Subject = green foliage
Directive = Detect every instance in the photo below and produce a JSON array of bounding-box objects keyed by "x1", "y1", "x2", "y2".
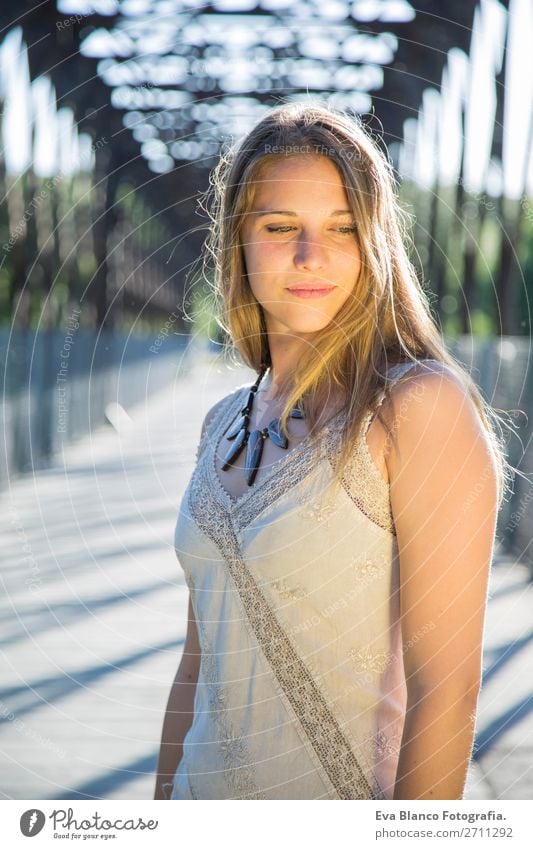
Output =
[
  {"x1": 470, "y1": 309, "x2": 494, "y2": 337},
  {"x1": 189, "y1": 274, "x2": 219, "y2": 341},
  {"x1": 397, "y1": 179, "x2": 533, "y2": 335}
]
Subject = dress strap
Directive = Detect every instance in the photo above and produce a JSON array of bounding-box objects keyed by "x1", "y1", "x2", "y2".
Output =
[{"x1": 363, "y1": 358, "x2": 437, "y2": 436}]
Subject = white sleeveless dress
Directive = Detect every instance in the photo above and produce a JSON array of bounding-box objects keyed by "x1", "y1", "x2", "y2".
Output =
[{"x1": 169, "y1": 359, "x2": 437, "y2": 800}]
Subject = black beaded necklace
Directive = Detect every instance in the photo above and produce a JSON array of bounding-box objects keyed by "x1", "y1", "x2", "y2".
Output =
[{"x1": 222, "y1": 364, "x2": 305, "y2": 486}]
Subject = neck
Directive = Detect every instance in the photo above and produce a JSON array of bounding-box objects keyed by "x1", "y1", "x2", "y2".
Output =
[
  {"x1": 257, "y1": 333, "x2": 350, "y2": 416},
  {"x1": 259, "y1": 334, "x2": 310, "y2": 401}
]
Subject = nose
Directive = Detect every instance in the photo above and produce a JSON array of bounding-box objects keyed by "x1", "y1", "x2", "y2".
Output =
[{"x1": 293, "y1": 231, "x2": 326, "y2": 271}]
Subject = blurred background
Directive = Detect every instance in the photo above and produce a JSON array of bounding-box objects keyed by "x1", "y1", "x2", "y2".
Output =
[{"x1": 1, "y1": 0, "x2": 532, "y2": 801}]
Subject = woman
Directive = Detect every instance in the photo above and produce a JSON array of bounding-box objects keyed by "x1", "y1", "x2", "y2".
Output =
[{"x1": 154, "y1": 100, "x2": 510, "y2": 800}]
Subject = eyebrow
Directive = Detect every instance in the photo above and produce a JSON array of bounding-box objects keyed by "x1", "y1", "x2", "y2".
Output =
[{"x1": 252, "y1": 209, "x2": 353, "y2": 218}]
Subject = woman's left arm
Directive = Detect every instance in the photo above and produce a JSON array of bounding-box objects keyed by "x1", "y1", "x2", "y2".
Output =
[{"x1": 385, "y1": 365, "x2": 500, "y2": 800}]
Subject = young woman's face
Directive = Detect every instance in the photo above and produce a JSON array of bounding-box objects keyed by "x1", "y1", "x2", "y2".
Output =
[{"x1": 240, "y1": 154, "x2": 362, "y2": 337}]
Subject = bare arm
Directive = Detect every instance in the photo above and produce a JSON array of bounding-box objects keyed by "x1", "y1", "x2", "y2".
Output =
[
  {"x1": 384, "y1": 365, "x2": 499, "y2": 800},
  {"x1": 153, "y1": 595, "x2": 201, "y2": 799}
]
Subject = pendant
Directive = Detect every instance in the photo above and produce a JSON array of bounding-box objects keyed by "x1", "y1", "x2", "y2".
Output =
[
  {"x1": 226, "y1": 414, "x2": 248, "y2": 440},
  {"x1": 244, "y1": 429, "x2": 266, "y2": 485},
  {"x1": 267, "y1": 418, "x2": 288, "y2": 449},
  {"x1": 222, "y1": 427, "x2": 248, "y2": 469}
]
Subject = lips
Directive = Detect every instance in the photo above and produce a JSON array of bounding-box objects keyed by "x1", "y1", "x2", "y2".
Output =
[
  {"x1": 286, "y1": 284, "x2": 336, "y2": 299},
  {"x1": 286, "y1": 283, "x2": 335, "y2": 291}
]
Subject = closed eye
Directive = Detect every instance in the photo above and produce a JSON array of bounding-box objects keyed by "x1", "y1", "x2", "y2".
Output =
[{"x1": 265, "y1": 225, "x2": 357, "y2": 235}]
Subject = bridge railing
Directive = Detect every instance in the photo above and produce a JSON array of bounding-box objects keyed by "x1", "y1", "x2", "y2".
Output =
[{"x1": 0, "y1": 328, "x2": 191, "y2": 489}]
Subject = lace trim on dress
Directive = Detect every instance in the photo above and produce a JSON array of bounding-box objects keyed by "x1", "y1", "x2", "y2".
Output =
[
  {"x1": 324, "y1": 416, "x2": 394, "y2": 534},
  {"x1": 195, "y1": 386, "x2": 244, "y2": 464},
  {"x1": 324, "y1": 360, "x2": 436, "y2": 536}
]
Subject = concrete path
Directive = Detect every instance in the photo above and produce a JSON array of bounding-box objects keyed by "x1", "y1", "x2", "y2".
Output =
[{"x1": 1, "y1": 351, "x2": 531, "y2": 800}]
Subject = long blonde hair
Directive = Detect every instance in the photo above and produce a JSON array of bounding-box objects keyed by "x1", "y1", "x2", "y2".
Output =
[{"x1": 201, "y1": 99, "x2": 513, "y2": 507}]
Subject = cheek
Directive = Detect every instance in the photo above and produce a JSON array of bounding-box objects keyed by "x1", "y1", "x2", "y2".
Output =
[
  {"x1": 243, "y1": 241, "x2": 279, "y2": 276},
  {"x1": 344, "y1": 246, "x2": 362, "y2": 279}
]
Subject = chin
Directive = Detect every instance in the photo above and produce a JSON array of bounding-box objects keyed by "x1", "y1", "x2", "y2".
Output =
[
  {"x1": 293, "y1": 320, "x2": 334, "y2": 334},
  {"x1": 267, "y1": 309, "x2": 339, "y2": 336}
]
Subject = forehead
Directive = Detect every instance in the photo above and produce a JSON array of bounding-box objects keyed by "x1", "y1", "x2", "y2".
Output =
[
  {"x1": 248, "y1": 154, "x2": 348, "y2": 205},
  {"x1": 253, "y1": 153, "x2": 342, "y2": 183}
]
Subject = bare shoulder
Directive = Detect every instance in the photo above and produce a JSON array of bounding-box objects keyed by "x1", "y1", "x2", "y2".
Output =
[
  {"x1": 366, "y1": 360, "x2": 467, "y2": 483},
  {"x1": 382, "y1": 359, "x2": 497, "y2": 486},
  {"x1": 385, "y1": 359, "x2": 479, "y2": 427}
]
